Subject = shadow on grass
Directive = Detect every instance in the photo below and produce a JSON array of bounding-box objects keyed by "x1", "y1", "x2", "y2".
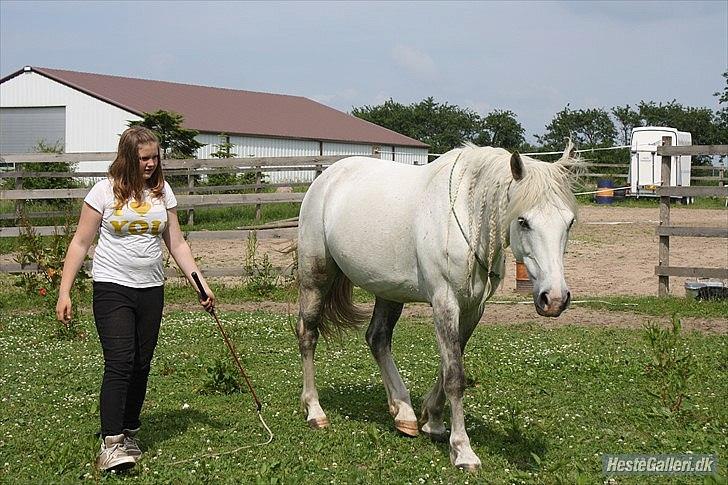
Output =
[
  {"x1": 318, "y1": 383, "x2": 393, "y2": 430},
  {"x1": 468, "y1": 417, "x2": 549, "y2": 471},
  {"x1": 318, "y1": 383, "x2": 548, "y2": 471},
  {"x1": 143, "y1": 408, "x2": 225, "y2": 450}
]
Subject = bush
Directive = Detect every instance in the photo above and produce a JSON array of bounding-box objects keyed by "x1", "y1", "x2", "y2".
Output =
[{"x1": 13, "y1": 214, "x2": 90, "y2": 339}]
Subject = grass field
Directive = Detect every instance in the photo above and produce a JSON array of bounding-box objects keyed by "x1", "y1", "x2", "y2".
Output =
[{"x1": 1, "y1": 302, "x2": 726, "y2": 483}]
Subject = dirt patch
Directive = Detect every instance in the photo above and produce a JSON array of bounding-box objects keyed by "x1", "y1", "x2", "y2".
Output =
[{"x1": 186, "y1": 205, "x2": 727, "y2": 297}]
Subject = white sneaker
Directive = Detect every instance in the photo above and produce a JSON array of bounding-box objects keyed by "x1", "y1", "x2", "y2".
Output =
[
  {"x1": 122, "y1": 428, "x2": 142, "y2": 461},
  {"x1": 97, "y1": 434, "x2": 136, "y2": 472}
]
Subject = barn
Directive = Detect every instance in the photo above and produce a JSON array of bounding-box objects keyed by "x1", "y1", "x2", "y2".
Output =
[{"x1": 0, "y1": 66, "x2": 429, "y2": 180}]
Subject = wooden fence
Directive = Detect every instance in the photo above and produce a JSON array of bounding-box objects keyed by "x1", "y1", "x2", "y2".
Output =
[
  {"x1": 654, "y1": 143, "x2": 728, "y2": 296},
  {"x1": 1, "y1": 150, "x2": 727, "y2": 237},
  {"x1": 0, "y1": 153, "x2": 349, "y2": 237}
]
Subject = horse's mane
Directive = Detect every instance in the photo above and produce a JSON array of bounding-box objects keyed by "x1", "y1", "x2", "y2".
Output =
[{"x1": 434, "y1": 142, "x2": 582, "y2": 301}]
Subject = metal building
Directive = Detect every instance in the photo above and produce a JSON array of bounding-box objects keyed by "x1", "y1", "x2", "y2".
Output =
[{"x1": 0, "y1": 66, "x2": 429, "y2": 181}]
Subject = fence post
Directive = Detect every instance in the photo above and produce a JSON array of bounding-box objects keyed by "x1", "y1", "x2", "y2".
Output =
[
  {"x1": 658, "y1": 136, "x2": 672, "y2": 297},
  {"x1": 187, "y1": 167, "x2": 195, "y2": 226},
  {"x1": 254, "y1": 165, "x2": 262, "y2": 221},
  {"x1": 14, "y1": 163, "x2": 24, "y2": 221},
  {"x1": 314, "y1": 163, "x2": 322, "y2": 179}
]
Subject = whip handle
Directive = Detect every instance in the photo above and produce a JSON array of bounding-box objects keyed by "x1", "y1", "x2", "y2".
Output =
[{"x1": 191, "y1": 272, "x2": 208, "y2": 300}]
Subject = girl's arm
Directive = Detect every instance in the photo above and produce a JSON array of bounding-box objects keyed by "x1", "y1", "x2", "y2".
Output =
[
  {"x1": 163, "y1": 208, "x2": 215, "y2": 311},
  {"x1": 56, "y1": 203, "x2": 102, "y2": 323}
]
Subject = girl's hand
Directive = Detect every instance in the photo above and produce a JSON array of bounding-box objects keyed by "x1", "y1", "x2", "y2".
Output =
[
  {"x1": 200, "y1": 287, "x2": 215, "y2": 313},
  {"x1": 56, "y1": 294, "x2": 72, "y2": 324}
]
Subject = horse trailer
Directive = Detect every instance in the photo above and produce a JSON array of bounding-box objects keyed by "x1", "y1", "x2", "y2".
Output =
[{"x1": 629, "y1": 126, "x2": 692, "y2": 197}]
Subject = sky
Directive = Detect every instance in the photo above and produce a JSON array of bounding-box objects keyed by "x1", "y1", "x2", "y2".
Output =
[{"x1": 1, "y1": 0, "x2": 726, "y2": 143}]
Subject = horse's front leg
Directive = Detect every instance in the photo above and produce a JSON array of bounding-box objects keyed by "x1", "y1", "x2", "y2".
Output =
[
  {"x1": 431, "y1": 298, "x2": 481, "y2": 470},
  {"x1": 421, "y1": 309, "x2": 481, "y2": 442}
]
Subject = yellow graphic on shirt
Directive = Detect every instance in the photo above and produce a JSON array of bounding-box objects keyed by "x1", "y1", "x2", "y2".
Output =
[
  {"x1": 110, "y1": 200, "x2": 164, "y2": 236},
  {"x1": 130, "y1": 200, "x2": 152, "y2": 216}
]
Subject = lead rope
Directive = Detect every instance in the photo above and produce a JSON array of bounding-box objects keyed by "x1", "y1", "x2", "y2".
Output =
[{"x1": 169, "y1": 274, "x2": 274, "y2": 466}]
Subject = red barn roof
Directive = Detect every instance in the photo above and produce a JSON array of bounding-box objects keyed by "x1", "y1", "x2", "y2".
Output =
[{"x1": 1, "y1": 66, "x2": 428, "y2": 148}]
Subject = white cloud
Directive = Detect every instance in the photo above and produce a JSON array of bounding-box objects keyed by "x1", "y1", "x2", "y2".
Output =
[{"x1": 390, "y1": 44, "x2": 438, "y2": 79}]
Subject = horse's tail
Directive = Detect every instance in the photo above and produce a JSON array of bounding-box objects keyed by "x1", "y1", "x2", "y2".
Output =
[{"x1": 320, "y1": 271, "x2": 369, "y2": 339}]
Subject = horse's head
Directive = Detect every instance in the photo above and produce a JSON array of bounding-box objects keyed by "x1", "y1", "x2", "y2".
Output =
[{"x1": 507, "y1": 144, "x2": 577, "y2": 317}]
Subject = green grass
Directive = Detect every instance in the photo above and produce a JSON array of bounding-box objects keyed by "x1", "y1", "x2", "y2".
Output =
[
  {"x1": 1, "y1": 308, "x2": 725, "y2": 483},
  {"x1": 178, "y1": 203, "x2": 301, "y2": 231},
  {"x1": 3, "y1": 273, "x2": 727, "y2": 321},
  {"x1": 574, "y1": 295, "x2": 728, "y2": 319}
]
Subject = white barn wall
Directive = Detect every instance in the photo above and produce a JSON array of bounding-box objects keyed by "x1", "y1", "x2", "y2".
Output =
[
  {"x1": 0, "y1": 71, "x2": 141, "y2": 153},
  {"x1": 196, "y1": 133, "x2": 320, "y2": 183},
  {"x1": 195, "y1": 136, "x2": 431, "y2": 184},
  {"x1": 1, "y1": 71, "x2": 141, "y2": 173}
]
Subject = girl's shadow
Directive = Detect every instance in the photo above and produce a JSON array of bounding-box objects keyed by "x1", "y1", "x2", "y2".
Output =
[{"x1": 142, "y1": 408, "x2": 224, "y2": 450}]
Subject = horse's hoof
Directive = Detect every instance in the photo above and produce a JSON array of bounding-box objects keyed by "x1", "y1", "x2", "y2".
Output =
[
  {"x1": 395, "y1": 420, "x2": 419, "y2": 437},
  {"x1": 307, "y1": 417, "x2": 330, "y2": 429},
  {"x1": 456, "y1": 463, "x2": 481, "y2": 472}
]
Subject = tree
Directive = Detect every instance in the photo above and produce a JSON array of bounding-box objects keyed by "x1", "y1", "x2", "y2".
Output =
[
  {"x1": 20, "y1": 140, "x2": 80, "y2": 192},
  {"x1": 477, "y1": 110, "x2": 526, "y2": 151},
  {"x1": 352, "y1": 97, "x2": 525, "y2": 155},
  {"x1": 611, "y1": 105, "x2": 642, "y2": 146},
  {"x1": 129, "y1": 110, "x2": 203, "y2": 159},
  {"x1": 352, "y1": 97, "x2": 480, "y2": 155},
  {"x1": 535, "y1": 105, "x2": 617, "y2": 150},
  {"x1": 713, "y1": 70, "x2": 728, "y2": 162},
  {"x1": 635, "y1": 100, "x2": 719, "y2": 165}
]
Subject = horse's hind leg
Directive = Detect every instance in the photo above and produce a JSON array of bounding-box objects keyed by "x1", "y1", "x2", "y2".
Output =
[
  {"x1": 365, "y1": 297, "x2": 418, "y2": 437},
  {"x1": 297, "y1": 283, "x2": 329, "y2": 428}
]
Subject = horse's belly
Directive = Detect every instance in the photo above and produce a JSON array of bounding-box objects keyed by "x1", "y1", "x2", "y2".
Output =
[
  {"x1": 344, "y1": 266, "x2": 425, "y2": 303},
  {"x1": 327, "y1": 232, "x2": 425, "y2": 303}
]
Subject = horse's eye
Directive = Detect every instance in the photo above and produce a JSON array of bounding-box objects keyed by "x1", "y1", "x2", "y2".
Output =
[{"x1": 518, "y1": 217, "x2": 530, "y2": 229}]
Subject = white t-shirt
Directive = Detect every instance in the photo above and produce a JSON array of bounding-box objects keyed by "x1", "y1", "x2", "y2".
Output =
[{"x1": 84, "y1": 178, "x2": 178, "y2": 288}]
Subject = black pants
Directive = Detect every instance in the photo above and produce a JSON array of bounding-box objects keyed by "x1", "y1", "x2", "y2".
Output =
[{"x1": 93, "y1": 282, "x2": 164, "y2": 437}]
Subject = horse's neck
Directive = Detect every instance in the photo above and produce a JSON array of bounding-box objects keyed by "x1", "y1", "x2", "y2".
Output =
[{"x1": 450, "y1": 158, "x2": 509, "y2": 278}]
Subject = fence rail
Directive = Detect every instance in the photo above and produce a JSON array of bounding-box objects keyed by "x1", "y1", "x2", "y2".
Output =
[{"x1": 653, "y1": 142, "x2": 728, "y2": 296}]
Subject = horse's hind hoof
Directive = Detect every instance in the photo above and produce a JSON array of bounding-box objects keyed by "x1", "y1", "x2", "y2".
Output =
[
  {"x1": 456, "y1": 463, "x2": 481, "y2": 472},
  {"x1": 395, "y1": 420, "x2": 419, "y2": 437},
  {"x1": 307, "y1": 417, "x2": 330, "y2": 429}
]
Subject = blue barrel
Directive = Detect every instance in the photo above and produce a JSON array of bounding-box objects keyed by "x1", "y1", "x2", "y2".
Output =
[{"x1": 595, "y1": 179, "x2": 615, "y2": 204}]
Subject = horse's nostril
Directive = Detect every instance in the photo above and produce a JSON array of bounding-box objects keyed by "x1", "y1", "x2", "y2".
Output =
[{"x1": 538, "y1": 291, "x2": 550, "y2": 309}]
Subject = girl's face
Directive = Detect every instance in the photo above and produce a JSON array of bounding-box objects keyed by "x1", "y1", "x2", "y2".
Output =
[{"x1": 138, "y1": 142, "x2": 159, "y2": 180}]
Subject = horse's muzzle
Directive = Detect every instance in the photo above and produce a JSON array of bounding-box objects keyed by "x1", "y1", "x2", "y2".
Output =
[{"x1": 534, "y1": 290, "x2": 571, "y2": 317}]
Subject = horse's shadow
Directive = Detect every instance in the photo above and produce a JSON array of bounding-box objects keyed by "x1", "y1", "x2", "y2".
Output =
[
  {"x1": 142, "y1": 408, "x2": 225, "y2": 451},
  {"x1": 318, "y1": 383, "x2": 548, "y2": 471}
]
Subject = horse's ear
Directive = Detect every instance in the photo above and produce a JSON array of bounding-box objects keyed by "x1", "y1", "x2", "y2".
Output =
[
  {"x1": 510, "y1": 152, "x2": 524, "y2": 181},
  {"x1": 561, "y1": 138, "x2": 576, "y2": 160}
]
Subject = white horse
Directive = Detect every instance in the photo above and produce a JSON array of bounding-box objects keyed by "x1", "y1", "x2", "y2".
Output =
[{"x1": 295, "y1": 143, "x2": 579, "y2": 470}]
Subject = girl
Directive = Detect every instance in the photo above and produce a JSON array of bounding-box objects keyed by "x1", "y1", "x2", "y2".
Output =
[{"x1": 56, "y1": 126, "x2": 214, "y2": 472}]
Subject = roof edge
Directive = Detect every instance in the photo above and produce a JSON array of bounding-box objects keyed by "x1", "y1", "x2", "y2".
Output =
[{"x1": 2, "y1": 66, "x2": 144, "y2": 118}]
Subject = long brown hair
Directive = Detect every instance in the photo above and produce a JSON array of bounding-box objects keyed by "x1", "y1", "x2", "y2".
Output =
[{"x1": 108, "y1": 126, "x2": 165, "y2": 208}]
